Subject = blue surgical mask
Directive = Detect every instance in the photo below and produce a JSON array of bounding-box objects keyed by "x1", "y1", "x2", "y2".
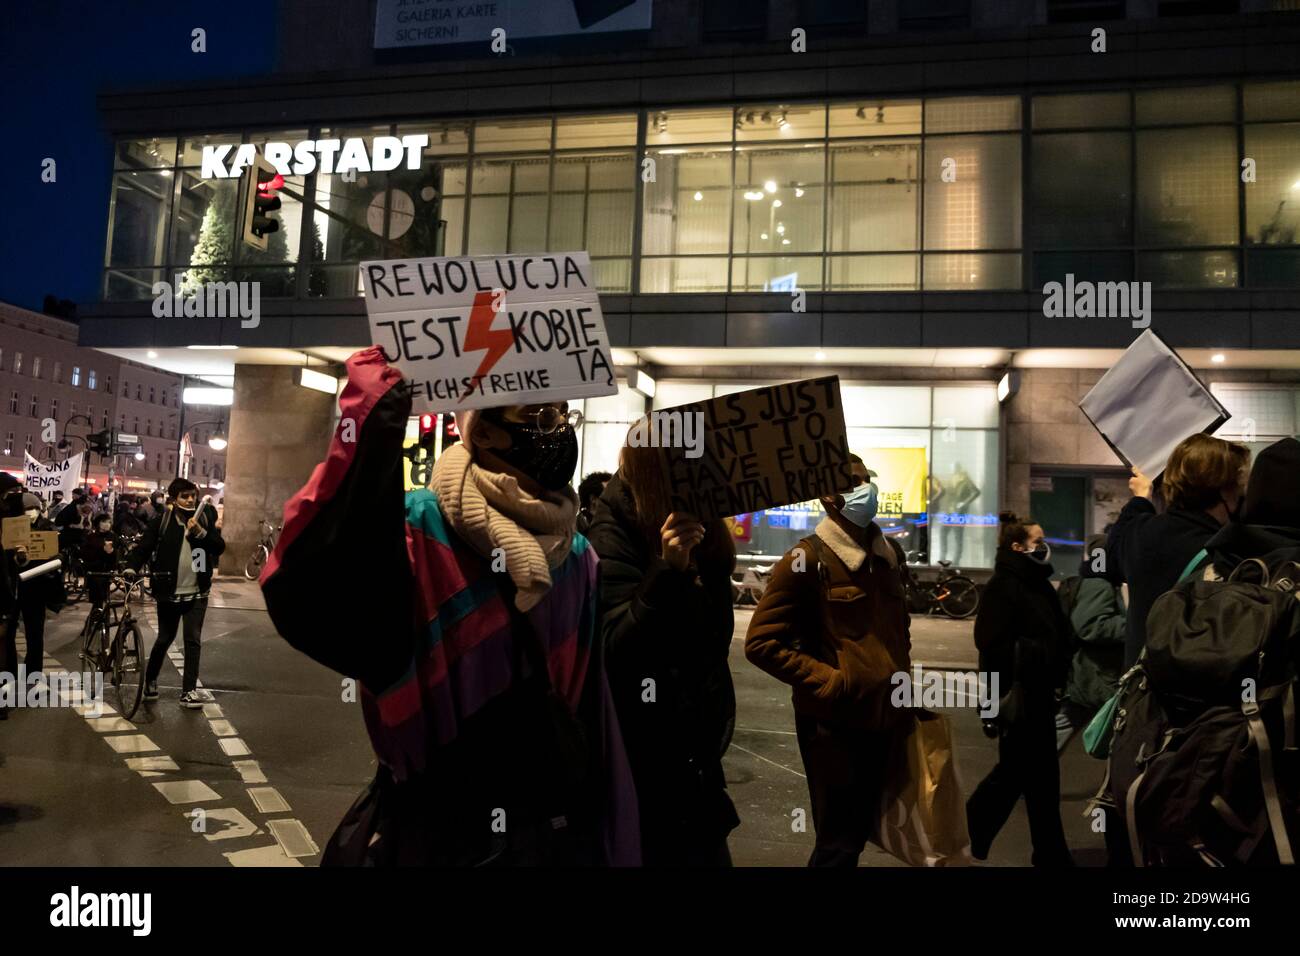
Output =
[{"x1": 839, "y1": 482, "x2": 879, "y2": 528}]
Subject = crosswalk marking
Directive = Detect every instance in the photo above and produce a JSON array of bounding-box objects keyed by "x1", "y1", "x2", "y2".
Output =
[
  {"x1": 103, "y1": 734, "x2": 160, "y2": 754},
  {"x1": 152, "y1": 780, "x2": 221, "y2": 804},
  {"x1": 247, "y1": 787, "x2": 290, "y2": 814}
]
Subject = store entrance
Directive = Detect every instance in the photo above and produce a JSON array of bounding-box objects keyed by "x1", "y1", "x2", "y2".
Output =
[{"x1": 1029, "y1": 469, "x2": 1130, "y2": 579}]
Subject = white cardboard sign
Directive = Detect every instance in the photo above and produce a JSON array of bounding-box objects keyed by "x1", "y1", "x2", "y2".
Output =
[
  {"x1": 24, "y1": 451, "x2": 84, "y2": 501},
  {"x1": 361, "y1": 252, "x2": 618, "y2": 413},
  {"x1": 1078, "y1": 330, "x2": 1230, "y2": 478}
]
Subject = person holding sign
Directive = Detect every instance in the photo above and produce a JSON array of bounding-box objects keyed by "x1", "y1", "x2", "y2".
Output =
[
  {"x1": 125, "y1": 479, "x2": 225, "y2": 709},
  {"x1": 745, "y1": 456, "x2": 913, "y2": 867},
  {"x1": 261, "y1": 347, "x2": 639, "y2": 867},
  {"x1": 586, "y1": 433, "x2": 740, "y2": 866},
  {"x1": 1, "y1": 474, "x2": 28, "y2": 717},
  {"x1": 3, "y1": 493, "x2": 65, "y2": 683}
]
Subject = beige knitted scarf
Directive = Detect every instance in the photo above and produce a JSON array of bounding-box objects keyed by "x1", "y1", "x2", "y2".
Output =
[{"x1": 430, "y1": 442, "x2": 578, "y2": 611}]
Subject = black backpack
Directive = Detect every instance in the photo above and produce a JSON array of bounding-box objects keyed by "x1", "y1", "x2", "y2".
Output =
[{"x1": 1097, "y1": 558, "x2": 1300, "y2": 866}]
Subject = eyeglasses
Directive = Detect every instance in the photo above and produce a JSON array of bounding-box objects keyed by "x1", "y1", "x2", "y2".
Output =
[{"x1": 525, "y1": 406, "x2": 584, "y2": 435}]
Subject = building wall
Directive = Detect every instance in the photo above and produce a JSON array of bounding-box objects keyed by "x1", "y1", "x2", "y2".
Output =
[{"x1": 0, "y1": 301, "x2": 225, "y2": 492}]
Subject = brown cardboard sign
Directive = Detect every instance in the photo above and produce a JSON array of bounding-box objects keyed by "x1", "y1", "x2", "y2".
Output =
[
  {"x1": 26, "y1": 531, "x2": 59, "y2": 561},
  {"x1": 652, "y1": 376, "x2": 855, "y2": 520},
  {"x1": 1, "y1": 517, "x2": 27, "y2": 550}
]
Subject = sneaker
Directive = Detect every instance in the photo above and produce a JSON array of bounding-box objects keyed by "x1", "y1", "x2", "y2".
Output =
[
  {"x1": 178, "y1": 690, "x2": 203, "y2": 709},
  {"x1": 1055, "y1": 711, "x2": 1076, "y2": 753},
  {"x1": 143, "y1": 681, "x2": 159, "y2": 701}
]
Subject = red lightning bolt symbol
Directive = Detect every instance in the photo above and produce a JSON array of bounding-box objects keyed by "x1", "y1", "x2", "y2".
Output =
[{"x1": 460, "y1": 290, "x2": 514, "y2": 403}]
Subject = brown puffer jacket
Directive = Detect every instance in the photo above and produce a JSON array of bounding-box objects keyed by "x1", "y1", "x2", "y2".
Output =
[{"x1": 745, "y1": 518, "x2": 913, "y2": 731}]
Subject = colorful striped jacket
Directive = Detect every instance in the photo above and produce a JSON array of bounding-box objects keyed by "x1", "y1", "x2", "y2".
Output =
[{"x1": 261, "y1": 346, "x2": 640, "y2": 865}]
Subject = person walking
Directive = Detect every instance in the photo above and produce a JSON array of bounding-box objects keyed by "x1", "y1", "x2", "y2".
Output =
[
  {"x1": 4, "y1": 493, "x2": 65, "y2": 684},
  {"x1": 587, "y1": 436, "x2": 739, "y2": 866},
  {"x1": 745, "y1": 455, "x2": 913, "y2": 867},
  {"x1": 1199, "y1": 436, "x2": 1300, "y2": 576},
  {"x1": 125, "y1": 478, "x2": 224, "y2": 708},
  {"x1": 0, "y1": 475, "x2": 28, "y2": 718},
  {"x1": 260, "y1": 347, "x2": 639, "y2": 866},
  {"x1": 1106, "y1": 434, "x2": 1250, "y2": 667},
  {"x1": 966, "y1": 512, "x2": 1074, "y2": 866},
  {"x1": 1056, "y1": 533, "x2": 1126, "y2": 746}
]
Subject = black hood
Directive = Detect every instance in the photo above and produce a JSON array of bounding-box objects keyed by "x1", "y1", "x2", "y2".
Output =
[
  {"x1": 1204, "y1": 520, "x2": 1300, "y2": 570},
  {"x1": 995, "y1": 544, "x2": 1055, "y2": 586},
  {"x1": 1242, "y1": 437, "x2": 1300, "y2": 528}
]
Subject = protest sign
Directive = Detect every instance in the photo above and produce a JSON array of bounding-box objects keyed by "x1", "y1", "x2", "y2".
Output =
[
  {"x1": 2, "y1": 518, "x2": 58, "y2": 560},
  {"x1": 1078, "y1": 330, "x2": 1230, "y2": 478},
  {"x1": 653, "y1": 377, "x2": 856, "y2": 521},
  {"x1": 361, "y1": 252, "x2": 618, "y2": 413},
  {"x1": 24, "y1": 452, "x2": 84, "y2": 501}
]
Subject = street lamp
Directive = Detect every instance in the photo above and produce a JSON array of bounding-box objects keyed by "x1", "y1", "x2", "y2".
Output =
[
  {"x1": 178, "y1": 419, "x2": 228, "y2": 479},
  {"x1": 57, "y1": 413, "x2": 95, "y2": 489}
]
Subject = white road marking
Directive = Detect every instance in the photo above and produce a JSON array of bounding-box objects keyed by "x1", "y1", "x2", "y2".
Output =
[
  {"x1": 189, "y1": 808, "x2": 262, "y2": 842},
  {"x1": 267, "y1": 819, "x2": 320, "y2": 858},
  {"x1": 219, "y1": 737, "x2": 251, "y2": 757},
  {"x1": 232, "y1": 760, "x2": 268, "y2": 784},
  {"x1": 247, "y1": 787, "x2": 290, "y2": 813},
  {"x1": 208, "y1": 719, "x2": 238, "y2": 737},
  {"x1": 152, "y1": 780, "x2": 221, "y2": 804},
  {"x1": 729, "y1": 743, "x2": 807, "y2": 779},
  {"x1": 202, "y1": 703, "x2": 224, "y2": 718},
  {"x1": 126, "y1": 756, "x2": 180, "y2": 772},
  {"x1": 223, "y1": 845, "x2": 304, "y2": 867},
  {"x1": 85, "y1": 716, "x2": 136, "y2": 733},
  {"x1": 103, "y1": 734, "x2": 160, "y2": 754}
]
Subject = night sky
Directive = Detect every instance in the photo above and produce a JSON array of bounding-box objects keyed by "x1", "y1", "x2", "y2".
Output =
[{"x1": 0, "y1": 2, "x2": 278, "y2": 312}]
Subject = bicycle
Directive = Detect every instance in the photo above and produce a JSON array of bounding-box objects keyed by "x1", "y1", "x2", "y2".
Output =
[
  {"x1": 81, "y1": 571, "x2": 147, "y2": 719},
  {"x1": 903, "y1": 557, "x2": 981, "y2": 619},
  {"x1": 244, "y1": 518, "x2": 280, "y2": 580}
]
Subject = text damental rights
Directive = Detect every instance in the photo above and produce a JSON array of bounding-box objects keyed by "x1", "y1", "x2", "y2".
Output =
[
  {"x1": 660, "y1": 377, "x2": 856, "y2": 521},
  {"x1": 361, "y1": 252, "x2": 618, "y2": 413}
]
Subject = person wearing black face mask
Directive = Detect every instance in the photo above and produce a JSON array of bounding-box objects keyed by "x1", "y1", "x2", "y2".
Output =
[
  {"x1": 125, "y1": 477, "x2": 224, "y2": 709},
  {"x1": 966, "y1": 512, "x2": 1074, "y2": 866},
  {"x1": 261, "y1": 348, "x2": 642, "y2": 867},
  {"x1": 1, "y1": 474, "x2": 26, "y2": 717}
]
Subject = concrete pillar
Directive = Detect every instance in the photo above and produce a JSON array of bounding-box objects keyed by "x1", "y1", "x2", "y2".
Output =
[{"x1": 217, "y1": 365, "x2": 335, "y2": 577}]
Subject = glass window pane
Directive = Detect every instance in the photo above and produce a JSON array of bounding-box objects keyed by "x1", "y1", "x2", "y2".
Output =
[
  {"x1": 1033, "y1": 92, "x2": 1130, "y2": 129},
  {"x1": 1031, "y1": 132, "x2": 1131, "y2": 247},
  {"x1": 509, "y1": 194, "x2": 548, "y2": 252},
  {"x1": 828, "y1": 140, "x2": 920, "y2": 252},
  {"x1": 584, "y1": 385, "x2": 646, "y2": 422},
  {"x1": 923, "y1": 134, "x2": 1021, "y2": 250},
  {"x1": 639, "y1": 257, "x2": 729, "y2": 292},
  {"x1": 930, "y1": 429, "x2": 998, "y2": 570},
  {"x1": 925, "y1": 95, "x2": 1021, "y2": 134},
  {"x1": 579, "y1": 422, "x2": 632, "y2": 476},
  {"x1": 115, "y1": 138, "x2": 176, "y2": 169},
  {"x1": 104, "y1": 268, "x2": 165, "y2": 301},
  {"x1": 467, "y1": 195, "x2": 509, "y2": 253},
  {"x1": 829, "y1": 100, "x2": 922, "y2": 138},
  {"x1": 733, "y1": 146, "x2": 824, "y2": 254},
  {"x1": 591, "y1": 258, "x2": 631, "y2": 292},
  {"x1": 653, "y1": 382, "x2": 714, "y2": 410},
  {"x1": 398, "y1": 121, "x2": 470, "y2": 156},
  {"x1": 923, "y1": 253, "x2": 1021, "y2": 289},
  {"x1": 1244, "y1": 80, "x2": 1300, "y2": 122},
  {"x1": 474, "y1": 117, "x2": 552, "y2": 152},
  {"x1": 730, "y1": 256, "x2": 823, "y2": 291},
  {"x1": 107, "y1": 171, "x2": 172, "y2": 267},
  {"x1": 1136, "y1": 127, "x2": 1238, "y2": 246},
  {"x1": 842, "y1": 386, "x2": 931, "y2": 427},
  {"x1": 642, "y1": 148, "x2": 731, "y2": 255},
  {"x1": 556, "y1": 113, "x2": 637, "y2": 149},
  {"x1": 170, "y1": 173, "x2": 236, "y2": 270},
  {"x1": 586, "y1": 191, "x2": 633, "y2": 256},
  {"x1": 1247, "y1": 249, "x2": 1300, "y2": 288},
  {"x1": 314, "y1": 168, "x2": 387, "y2": 262},
  {"x1": 827, "y1": 254, "x2": 919, "y2": 290},
  {"x1": 1032, "y1": 251, "x2": 1132, "y2": 289},
  {"x1": 1139, "y1": 249, "x2": 1238, "y2": 288},
  {"x1": 178, "y1": 133, "x2": 241, "y2": 168},
  {"x1": 646, "y1": 107, "x2": 733, "y2": 146},
  {"x1": 1136, "y1": 86, "x2": 1235, "y2": 126},
  {"x1": 735, "y1": 104, "x2": 826, "y2": 142},
  {"x1": 1211, "y1": 384, "x2": 1299, "y2": 440},
  {"x1": 1244, "y1": 123, "x2": 1300, "y2": 245},
  {"x1": 933, "y1": 386, "x2": 998, "y2": 427}
]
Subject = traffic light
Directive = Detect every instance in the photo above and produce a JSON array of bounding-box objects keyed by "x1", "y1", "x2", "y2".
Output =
[
  {"x1": 241, "y1": 154, "x2": 283, "y2": 252},
  {"x1": 86, "y1": 430, "x2": 111, "y2": 456},
  {"x1": 441, "y1": 414, "x2": 460, "y2": 453}
]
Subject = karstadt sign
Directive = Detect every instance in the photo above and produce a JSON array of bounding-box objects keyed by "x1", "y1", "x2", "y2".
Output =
[{"x1": 200, "y1": 135, "x2": 430, "y2": 179}]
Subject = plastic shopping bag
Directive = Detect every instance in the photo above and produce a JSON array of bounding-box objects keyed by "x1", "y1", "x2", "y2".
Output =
[{"x1": 873, "y1": 709, "x2": 973, "y2": 867}]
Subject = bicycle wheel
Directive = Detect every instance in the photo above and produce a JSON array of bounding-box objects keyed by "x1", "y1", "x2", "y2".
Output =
[
  {"x1": 937, "y1": 575, "x2": 980, "y2": 619},
  {"x1": 112, "y1": 621, "x2": 145, "y2": 719},
  {"x1": 244, "y1": 545, "x2": 268, "y2": 581}
]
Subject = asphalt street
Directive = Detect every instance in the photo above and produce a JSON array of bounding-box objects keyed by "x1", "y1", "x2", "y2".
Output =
[{"x1": 1, "y1": 581, "x2": 1106, "y2": 867}]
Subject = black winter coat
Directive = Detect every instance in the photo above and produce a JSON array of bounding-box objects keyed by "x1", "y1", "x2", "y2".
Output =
[
  {"x1": 586, "y1": 474, "x2": 739, "y2": 860},
  {"x1": 974, "y1": 547, "x2": 1074, "y2": 714},
  {"x1": 127, "y1": 503, "x2": 225, "y2": 602},
  {"x1": 1105, "y1": 496, "x2": 1222, "y2": 667}
]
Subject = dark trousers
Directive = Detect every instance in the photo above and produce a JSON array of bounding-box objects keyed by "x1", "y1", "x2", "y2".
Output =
[
  {"x1": 3, "y1": 589, "x2": 48, "y2": 676},
  {"x1": 146, "y1": 597, "x2": 207, "y2": 693},
  {"x1": 966, "y1": 707, "x2": 1072, "y2": 866},
  {"x1": 795, "y1": 712, "x2": 891, "y2": 867}
]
